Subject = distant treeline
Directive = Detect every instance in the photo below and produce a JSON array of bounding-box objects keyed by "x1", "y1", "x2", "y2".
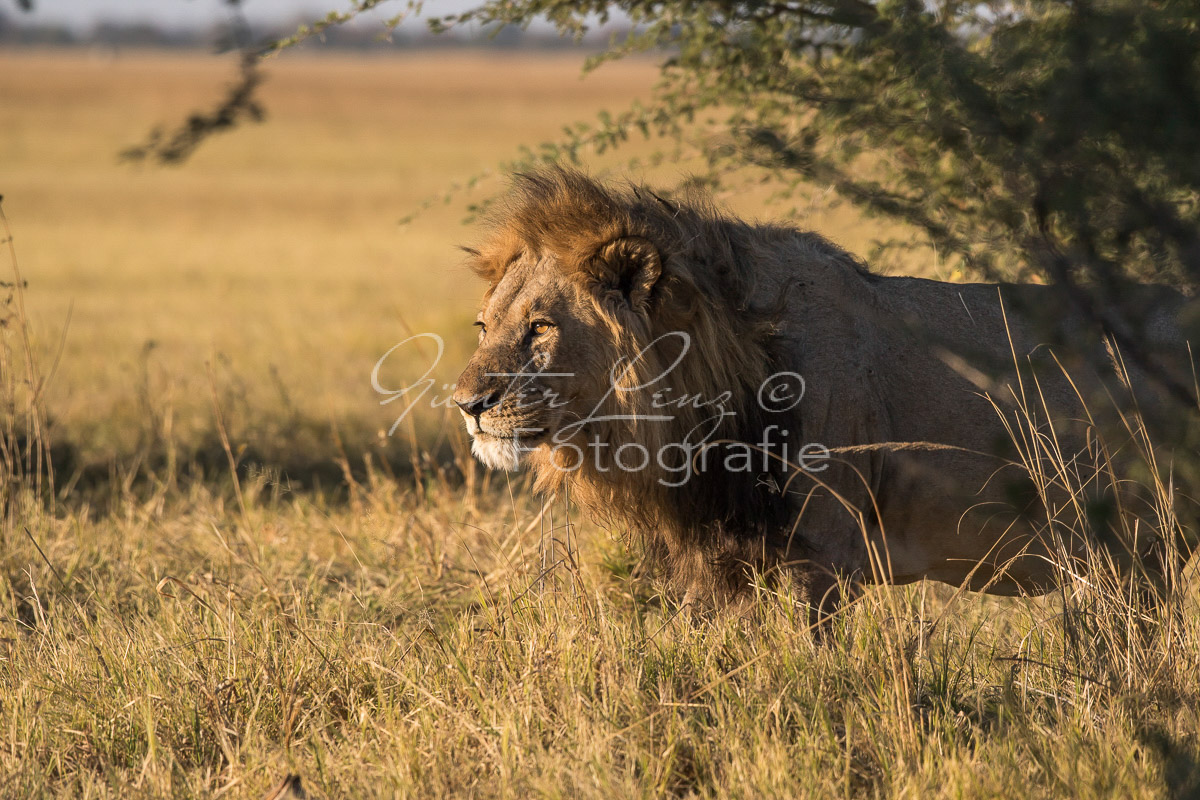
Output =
[{"x1": 0, "y1": 11, "x2": 601, "y2": 51}]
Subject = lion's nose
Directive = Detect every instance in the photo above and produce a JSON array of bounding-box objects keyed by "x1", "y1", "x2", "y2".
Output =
[{"x1": 455, "y1": 390, "x2": 503, "y2": 418}]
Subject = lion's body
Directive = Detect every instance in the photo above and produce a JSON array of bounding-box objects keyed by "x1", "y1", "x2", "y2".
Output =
[{"x1": 453, "y1": 168, "x2": 1193, "y2": 616}]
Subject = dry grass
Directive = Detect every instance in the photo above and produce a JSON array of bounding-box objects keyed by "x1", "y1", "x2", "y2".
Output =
[
  {"x1": 5, "y1": 466, "x2": 1198, "y2": 798},
  {"x1": 1, "y1": 50, "x2": 1198, "y2": 798}
]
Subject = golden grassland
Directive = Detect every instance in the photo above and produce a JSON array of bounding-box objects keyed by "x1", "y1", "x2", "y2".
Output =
[{"x1": 1, "y1": 50, "x2": 1198, "y2": 798}]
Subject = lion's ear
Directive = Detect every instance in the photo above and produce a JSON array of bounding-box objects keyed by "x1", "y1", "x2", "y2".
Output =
[{"x1": 583, "y1": 236, "x2": 662, "y2": 320}]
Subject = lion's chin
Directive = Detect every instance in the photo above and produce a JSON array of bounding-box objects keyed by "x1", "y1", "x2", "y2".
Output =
[{"x1": 470, "y1": 432, "x2": 531, "y2": 472}]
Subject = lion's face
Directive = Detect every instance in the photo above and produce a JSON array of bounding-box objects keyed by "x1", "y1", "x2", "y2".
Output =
[{"x1": 452, "y1": 254, "x2": 611, "y2": 471}]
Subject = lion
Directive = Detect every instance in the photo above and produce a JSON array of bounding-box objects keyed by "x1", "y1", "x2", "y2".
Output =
[{"x1": 452, "y1": 167, "x2": 1195, "y2": 624}]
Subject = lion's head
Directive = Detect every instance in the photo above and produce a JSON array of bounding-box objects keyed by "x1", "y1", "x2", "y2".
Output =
[{"x1": 449, "y1": 229, "x2": 629, "y2": 474}]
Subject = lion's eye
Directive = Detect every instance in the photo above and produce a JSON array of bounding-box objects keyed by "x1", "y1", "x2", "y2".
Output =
[
  {"x1": 473, "y1": 321, "x2": 487, "y2": 337},
  {"x1": 531, "y1": 321, "x2": 553, "y2": 336}
]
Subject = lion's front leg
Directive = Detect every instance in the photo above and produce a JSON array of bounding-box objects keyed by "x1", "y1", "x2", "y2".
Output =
[{"x1": 789, "y1": 563, "x2": 856, "y2": 638}]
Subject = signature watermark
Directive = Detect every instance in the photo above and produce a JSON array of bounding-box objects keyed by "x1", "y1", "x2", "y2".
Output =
[{"x1": 372, "y1": 331, "x2": 830, "y2": 486}]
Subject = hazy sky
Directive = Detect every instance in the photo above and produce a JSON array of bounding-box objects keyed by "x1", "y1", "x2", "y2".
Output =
[{"x1": 18, "y1": 0, "x2": 468, "y2": 32}]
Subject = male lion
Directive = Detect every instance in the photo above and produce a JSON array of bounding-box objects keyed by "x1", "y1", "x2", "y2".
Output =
[{"x1": 452, "y1": 167, "x2": 1195, "y2": 623}]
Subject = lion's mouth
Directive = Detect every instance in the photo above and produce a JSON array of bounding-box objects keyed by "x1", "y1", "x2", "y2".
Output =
[
  {"x1": 460, "y1": 409, "x2": 554, "y2": 448},
  {"x1": 473, "y1": 426, "x2": 547, "y2": 442}
]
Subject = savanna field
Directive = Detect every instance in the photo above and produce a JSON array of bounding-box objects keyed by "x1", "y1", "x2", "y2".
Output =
[{"x1": 2, "y1": 49, "x2": 1199, "y2": 798}]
